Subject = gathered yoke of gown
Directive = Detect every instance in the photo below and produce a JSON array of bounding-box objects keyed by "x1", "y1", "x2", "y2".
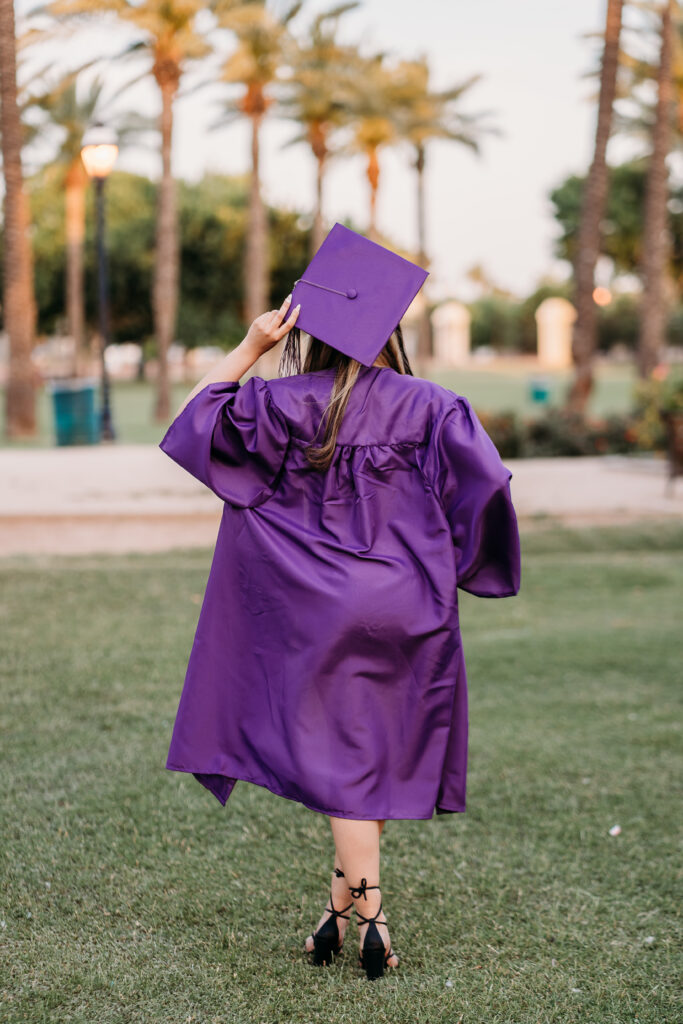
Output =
[{"x1": 158, "y1": 363, "x2": 521, "y2": 820}]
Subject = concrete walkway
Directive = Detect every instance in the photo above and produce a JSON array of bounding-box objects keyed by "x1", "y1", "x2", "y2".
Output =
[{"x1": 0, "y1": 444, "x2": 680, "y2": 556}]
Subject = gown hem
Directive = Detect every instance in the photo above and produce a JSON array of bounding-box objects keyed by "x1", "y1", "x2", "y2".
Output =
[{"x1": 166, "y1": 761, "x2": 456, "y2": 820}]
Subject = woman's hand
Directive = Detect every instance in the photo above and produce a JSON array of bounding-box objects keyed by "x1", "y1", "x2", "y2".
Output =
[
  {"x1": 168, "y1": 296, "x2": 300, "y2": 422},
  {"x1": 242, "y1": 295, "x2": 301, "y2": 359}
]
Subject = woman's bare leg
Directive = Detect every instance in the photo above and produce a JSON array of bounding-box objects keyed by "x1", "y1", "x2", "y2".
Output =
[
  {"x1": 328, "y1": 815, "x2": 398, "y2": 967},
  {"x1": 304, "y1": 819, "x2": 394, "y2": 958},
  {"x1": 303, "y1": 829, "x2": 360, "y2": 953}
]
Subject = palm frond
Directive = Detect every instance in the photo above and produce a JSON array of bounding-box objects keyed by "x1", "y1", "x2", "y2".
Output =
[
  {"x1": 281, "y1": 1, "x2": 303, "y2": 27},
  {"x1": 207, "y1": 101, "x2": 244, "y2": 131},
  {"x1": 311, "y1": 0, "x2": 360, "y2": 32}
]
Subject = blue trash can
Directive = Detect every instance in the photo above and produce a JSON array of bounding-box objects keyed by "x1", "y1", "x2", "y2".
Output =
[
  {"x1": 529, "y1": 377, "x2": 551, "y2": 404},
  {"x1": 47, "y1": 377, "x2": 100, "y2": 445}
]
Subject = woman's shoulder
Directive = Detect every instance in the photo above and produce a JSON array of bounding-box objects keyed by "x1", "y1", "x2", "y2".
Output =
[
  {"x1": 372, "y1": 367, "x2": 474, "y2": 419},
  {"x1": 266, "y1": 366, "x2": 464, "y2": 408},
  {"x1": 372, "y1": 367, "x2": 464, "y2": 404},
  {"x1": 265, "y1": 366, "x2": 467, "y2": 446}
]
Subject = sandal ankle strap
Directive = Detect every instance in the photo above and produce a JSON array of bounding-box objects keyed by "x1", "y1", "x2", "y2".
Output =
[
  {"x1": 325, "y1": 904, "x2": 352, "y2": 920},
  {"x1": 327, "y1": 890, "x2": 354, "y2": 918},
  {"x1": 355, "y1": 899, "x2": 384, "y2": 925},
  {"x1": 347, "y1": 877, "x2": 380, "y2": 901}
]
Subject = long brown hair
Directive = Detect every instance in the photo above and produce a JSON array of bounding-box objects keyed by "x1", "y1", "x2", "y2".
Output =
[{"x1": 278, "y1": 323, "x2": 414, "y2": 472}]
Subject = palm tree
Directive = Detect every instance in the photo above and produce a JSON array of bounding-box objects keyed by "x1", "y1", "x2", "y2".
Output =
[
  {"x1": 23, "y1": 73, "x2": 154, "y2": 376},
  {"x1": 24, "y1": 76, "x2": 104, "y2": 376},
  {"x1": 344, "y1": 54, "x2": 405, "y2": 241},
  {"x1": 45, "y1": 0, "x2": 209, "y2": 420},
  {"x1": 0, "y1": 0, "x2": 37, "y2": 437},
  {"x1": 212, "y1": 0, "x2": 302, "y2": 325},
  {"x1": 566, "y1": 0, "x2": 624, "y2": 414},
  {"x1": 636, "y1": 0, "x2": 677, "y2": 377},
  {"x1": 391, "y1": 57, "x2": 492, "y2": 359},
  {"x1": 611, "y1": 4, "x2": 683, "y2": 140},
  {"x1": 278, "y1": 2, "x2": 359, "y2": 255},
  {"x1": 608, "y1": 2, "x2": 683, "y2": 375}
]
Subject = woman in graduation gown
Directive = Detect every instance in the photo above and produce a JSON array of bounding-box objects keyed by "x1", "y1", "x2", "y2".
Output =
[{"x1": 159, "y1": 224, "x2": 521, "y2": 981}]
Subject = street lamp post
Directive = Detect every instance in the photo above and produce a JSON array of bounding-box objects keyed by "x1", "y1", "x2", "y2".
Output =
[{"x1": 81, "y1": 123, "x2": 118, "y2": 442}]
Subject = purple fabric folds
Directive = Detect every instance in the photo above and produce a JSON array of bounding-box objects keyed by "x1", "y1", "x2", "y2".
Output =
[
  {"x1": 158, "y1": 375, "x2": 289, "y2": 508},
  {"x1": 158, "y1": 365, "x2": 521, "y2": 820}
]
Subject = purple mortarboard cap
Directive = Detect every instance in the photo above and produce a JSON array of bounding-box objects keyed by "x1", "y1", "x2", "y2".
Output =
[{"x1": 290, "y1": 222, "x2": 429, "y2": 367}]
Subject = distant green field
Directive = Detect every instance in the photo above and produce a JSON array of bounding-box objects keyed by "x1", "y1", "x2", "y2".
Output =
[
  {"x1": 432, "y1": 363, "x2": 635, "y2": 419},
  {"x1": 0, "y1": 363, "x2": 636, "y2": 448}
]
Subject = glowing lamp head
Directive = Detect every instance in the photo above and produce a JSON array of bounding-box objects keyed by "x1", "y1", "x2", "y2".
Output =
[
  {"x1": 81, "y1": 123, "x2": 118, "y2": 179},
  {"x1": 592, "y1": 286, "x2": 612, "y2": 307}
]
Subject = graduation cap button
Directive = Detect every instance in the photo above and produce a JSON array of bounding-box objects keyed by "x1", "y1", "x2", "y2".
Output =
[{"x1": 295, "y1": 277, "x2": 358, "y2": 300}]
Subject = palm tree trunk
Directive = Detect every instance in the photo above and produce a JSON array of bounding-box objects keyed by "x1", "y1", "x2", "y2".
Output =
[
  {"x1": 245, "y1": 110, "x2": 268, "y2": 324},
  {"x1": 415, "y1": 144, "x2": 432, "y2": 361},
  {"x1": 367, "y1": 147, "x2": 380, "y2": 242},
  {"x1": 637, "y1": 0, "x2": 675, "y2": 379},
  {"x1": 0, "y1": 0, "x2": 37, "y2": 437},
  {"x1": 21, "y1": 186, "x2": 38, "y2": 343},
  {"x1": 153, "y1": 76, "x2": 179, "y2": 422},
  {"x1": 65, "y1": 158, "x2": 88, "y2": 376},
  {"x1": 312, "y1": 152, "x2": 325, "y2": 256},
  {"x1": 310, "y1": 121, "x2": 327, "y2": 256},
  {"x1": 566, "y1": 0, "x2": 624, "y2": 414}
]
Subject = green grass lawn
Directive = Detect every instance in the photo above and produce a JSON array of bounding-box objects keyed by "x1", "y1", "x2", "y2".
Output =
[
  {"x1": 0, "y1": 363, "x2": 636, "y2": 449},
  {"x1": 432, "y1": 362, "x2": 636, "y2": 420},
  {"x1": 1, "y1": 521, "x2": 681, "y2": 1023}
]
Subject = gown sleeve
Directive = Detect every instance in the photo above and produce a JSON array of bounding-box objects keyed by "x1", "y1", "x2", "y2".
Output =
[
  {"x1": 158, "y1": 375, "x2": 290, "y2": 509},
  {"x1": 427, "y1": 395, "x2": 521, "y2": 598}
]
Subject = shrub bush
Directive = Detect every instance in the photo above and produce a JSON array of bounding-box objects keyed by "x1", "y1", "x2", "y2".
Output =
[
  {"x1": 628, "y1": 368, "x2": 683, "y2": 451},
  {"x1": 478, "y1": 406, "x2": 660, "y2": 458},
  {"x1": 476, "y1": 411, "x2": 527, "y2": 458}
]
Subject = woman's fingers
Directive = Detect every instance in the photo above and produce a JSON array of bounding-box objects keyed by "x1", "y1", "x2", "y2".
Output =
[
  {"x1": 275, "y1": 301, "x2": 300, "y2": 339},
  {"x1": 265, "y1": 293, "x2": 293, "y2": 331},
  {"x1": 275, "y1": 293, "x2": 293, "y2": 324},
  {"x1": 245, "y1": 295, "x2": 300, "y2": 354}
]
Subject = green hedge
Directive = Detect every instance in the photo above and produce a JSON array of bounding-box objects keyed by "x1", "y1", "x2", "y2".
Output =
[
  {"x1": 478, "y1": 407, "x2": 658, "y2": 459},
  {"x1": 477, "y1": 369, "x2": 683, "y2": 457}
]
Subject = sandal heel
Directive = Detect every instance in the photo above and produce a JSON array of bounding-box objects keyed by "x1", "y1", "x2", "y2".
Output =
[
  {"x1": 313, "y1": 930, "x2": 337, "y2": 966},
  {"x1": 360, "y1": 920, "x2": 386, "y2": 980},
  {"x1": 350, "y1": 877, "x2": 397, "y2": 981},
  {"x1": 312, "y1": 915, "x2": 339, "y2": 965},
  {"x1": 307, "y1": 868, "x2": 353, "y2": 967}
]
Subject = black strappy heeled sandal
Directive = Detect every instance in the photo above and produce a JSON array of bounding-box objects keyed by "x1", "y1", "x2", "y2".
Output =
[
  {"x1": 348, "y1": 877, "x2": 397, "y2": 981},
  {"x1": 308, "y1": 867, "x2": 354, "y2": 966}
]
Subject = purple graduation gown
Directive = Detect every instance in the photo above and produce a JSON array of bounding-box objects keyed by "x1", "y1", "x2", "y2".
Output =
[{"x1": 159, "y1": 364, "x2": 521, "y2": 820}]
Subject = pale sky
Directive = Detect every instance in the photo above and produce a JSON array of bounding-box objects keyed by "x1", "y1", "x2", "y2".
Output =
[{"x1": 17, "y1": 0, "x2": 613, "y2": 301}]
